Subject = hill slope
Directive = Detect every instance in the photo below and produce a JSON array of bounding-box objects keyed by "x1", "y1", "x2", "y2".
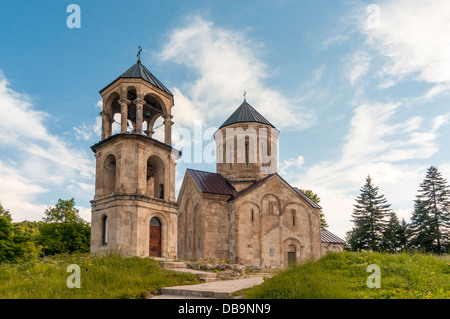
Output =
[{"x1": 239, "y1": 252, "x2": 450, "y2": 299}]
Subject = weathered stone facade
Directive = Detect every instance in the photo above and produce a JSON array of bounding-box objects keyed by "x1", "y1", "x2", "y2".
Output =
[{"x1": 178, "y1": 171, "x2": 323, "y2": 267}]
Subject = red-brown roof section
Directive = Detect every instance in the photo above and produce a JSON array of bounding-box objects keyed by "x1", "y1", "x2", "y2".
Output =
[{"x1": 187, "y1": 169, "x2": 237, "y2": 196}]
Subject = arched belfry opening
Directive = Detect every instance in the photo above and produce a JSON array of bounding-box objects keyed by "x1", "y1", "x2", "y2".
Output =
[
  {"x1": 146, "y1": 155, "x2": 166, "y2": 199},
  {"x1": 142, "y1": 94, "x2": 165, "y2": 141},
  {"x1": 91, "y1": 55, "x2": 179, "y2": 259}
]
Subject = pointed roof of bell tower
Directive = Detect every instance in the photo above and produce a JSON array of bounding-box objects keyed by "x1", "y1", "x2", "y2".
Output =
[
  {"x1": 99, "y1": 60, "x2": 173, "y2": 96},
  {"x1": 219, "y1": 99, "x2": 275, "y2": 129}
]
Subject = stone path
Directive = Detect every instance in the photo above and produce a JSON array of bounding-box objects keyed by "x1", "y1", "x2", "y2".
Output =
[
  {"x1": 150, "y1": 261, "x2": 266, "y2": 299},
  {"x1": 150, "y1": 276, "x2": 265, "y2": 299}
]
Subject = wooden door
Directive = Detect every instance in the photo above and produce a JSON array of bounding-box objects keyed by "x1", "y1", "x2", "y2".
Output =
[
  {"x1": 288, "y1": 252, "x2": 296, "y2": 265},
  {"x1": 149, "y1": 218, "x2": 161, "y2": 257},
  {"x1": 287, "y1": 244, "x2": 296, "y2": 266}
]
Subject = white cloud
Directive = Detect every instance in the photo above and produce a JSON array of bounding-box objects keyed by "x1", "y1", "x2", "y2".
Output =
[
  {"x1": 359, "y1": 0, "x2": 450, "y2": 87},
  {"x1": 293, "y1": 101, "x2": 449, "y2": 238},
  {"x1": 343, "y1": 50, "x2": 371, "y2": 85},
  {"x1": 158, "y1": 16, "x2": 314, "y2": 131},
  {"x1": 171, "y1": 87, "x2": 203, "y2": 128},
  {"x1": 0, "y1": 161, "x2": 48, "y2": 221},
  {"x1": 0, "y1": 74, "x2": 94, "y2": 221},
  {"x1": 279, "y1": 155, "x2": 304, "y2": 176},
  {"x1": 73, "y1": 117, "x2": 102, "y2": 141}
]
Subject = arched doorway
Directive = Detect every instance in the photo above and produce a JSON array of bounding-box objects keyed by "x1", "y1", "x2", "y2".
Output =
[{"x1": 149, "y1": 217, "x2": 161, "y2": 257}]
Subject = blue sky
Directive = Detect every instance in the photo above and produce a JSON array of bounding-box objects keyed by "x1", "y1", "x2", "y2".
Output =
[{"x1": 1, "y1": 0, "x2": 449, "y2": 238}]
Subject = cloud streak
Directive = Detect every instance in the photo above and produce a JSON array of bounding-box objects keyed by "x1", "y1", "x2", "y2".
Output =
[
  {"x1": 0, "y1": 74, "x2": 94, "y2": 221},
  {"x1": 158, "y1": 16, "x2": 315, "y2": 131}
]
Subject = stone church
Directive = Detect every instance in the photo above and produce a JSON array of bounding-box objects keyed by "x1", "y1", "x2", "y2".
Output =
[{"x1": 90, "y1": 59, "x2": 344, "y2": 267}]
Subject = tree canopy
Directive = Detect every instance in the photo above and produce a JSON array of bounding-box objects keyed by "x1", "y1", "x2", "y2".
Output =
[
  {"x1": 347, "y1": 175, "x2": 392, "y2": 252},
  {"x1": 410, "y1": 166, "x2": 450, "y2": 254}
]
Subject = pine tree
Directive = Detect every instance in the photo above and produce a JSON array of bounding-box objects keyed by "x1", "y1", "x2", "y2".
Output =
[
  {"x1": 410, "y1": 166, "x2": 450, "y2": 254},
  {"x1": 350, "y1": 175, "x2": 392, "y2": 251},
  {"x1": 382, "y1": 213, "x2": 409, "y2": 252}
]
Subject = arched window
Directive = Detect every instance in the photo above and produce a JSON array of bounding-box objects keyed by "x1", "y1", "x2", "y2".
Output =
[
  {"x1": 245, "y1": 141, "x2": 249, "y2": 167},
  {"x1": 292, "y1": 209, "x2": 296, "y2": 226},
  {"x1": 251, "y1": 209, "x2": 254, "y2": 222},
  {"x1": 103, "y1": 154, "x2": 116, "y2": 196},
  {"x1": 159, "y1": 183, "x2": 164, "y2": 199},
  {"x1": 102, "y1": 215, "x2": 108, "y2": 246}
]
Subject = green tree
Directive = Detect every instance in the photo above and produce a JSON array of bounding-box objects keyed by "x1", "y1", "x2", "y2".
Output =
[
  {"x1": 12, "y1": 220, "x2": 42, "y2": 238},
  {"x1": 299, "y1": 189, "x2": 329, "y2": 229},
  {"x1": 43, "y1": 198, "x2": 82, "y2": 223},
  {"x1": 382, "y1": 213, "x2": 410, "y2": 252},
  {"x1": 0, "y1": 215, "x2": 15, "y2": 263},
  {"x1": 0, "y1": 203, "x2": 40, "y2": 263},
  {"x1": 0, "y1": 201, "x2": 12, "y2": 222},
  {"x1": 410, "y1": 166, "x2": 450, "y2": 254},
  {"x1": 37, "y1": 198, "x2": 90, "y2": 255},
  {"x1": 12, "y1": 221, "x2": 43, "y2": 260},
  {"x1": 349, "y1": 175, "x2": 392, "y2": 251}
]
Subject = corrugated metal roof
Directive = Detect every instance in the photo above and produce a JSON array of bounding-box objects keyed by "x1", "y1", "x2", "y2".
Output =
[
  {"x1": 321, "y1": 229, "x2": 346, "y2": 244},
  {"x1": 293, "y1": 187, "x2": 322, "y2": 209},
  {"x1": 219, "y1": 100, "x2": 275, "y2": 129},
  {"x1": 187, "y1": 169, "x2": 237, "y2": 196},
  {"x1": 100, "y1": 61, "x2": 173, "y2": 96}
]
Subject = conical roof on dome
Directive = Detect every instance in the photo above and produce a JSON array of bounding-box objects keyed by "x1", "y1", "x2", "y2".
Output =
[
  {"x1": 219, "y1": 100, "x2": 275, "y2": 129},
  {"x1": 99, "y1": 60, "x2": 172, "y2": 96}
]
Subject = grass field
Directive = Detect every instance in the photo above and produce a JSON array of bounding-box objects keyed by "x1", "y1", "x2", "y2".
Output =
[
  {"x1": 1, "y1": 251, "x2": 448, "y2": 299},
  {"x1": 0, "y1": 253, "x2": 200, "y2": 299},
  {"x1": 238, "y1": 252, "x2": 450, "y2": 299}
]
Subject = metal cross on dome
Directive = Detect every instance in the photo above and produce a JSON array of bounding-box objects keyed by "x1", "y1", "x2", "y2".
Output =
[{"x1": 137, "y1": 46, "x2": 142, "y2": 61}]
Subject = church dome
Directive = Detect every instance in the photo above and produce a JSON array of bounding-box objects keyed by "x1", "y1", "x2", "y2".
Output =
[
  {"x1": 219, "y1": 100, "x2": 276, "y2": 129},
  {"x1": 99, "y1": 60, "x2": 173, "y2": 96}
]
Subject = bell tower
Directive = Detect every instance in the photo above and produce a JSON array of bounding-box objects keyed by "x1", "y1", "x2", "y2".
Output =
[{"x1": 90, "y1": 56, "x2": 180, "y2": 258}]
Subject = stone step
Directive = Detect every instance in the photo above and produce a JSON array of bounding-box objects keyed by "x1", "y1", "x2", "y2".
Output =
[
  {"x1": 159, "y1": 261, "x2": 188, "y2": 269},
  {"x1": 168, "y1": 268, "x2": 218, "y2": 283},
  {"x1": 161, "y1": 286, "x2": 228, "y2": 298},
  {"x1": 158, "y1": 276, "x2": 265, "y2": 299}
]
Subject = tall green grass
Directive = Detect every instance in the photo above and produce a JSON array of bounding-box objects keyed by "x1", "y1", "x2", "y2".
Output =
[
  {"x1": 240, "y1": 252, "x2": 450, "y2": 299},
  {"x1": 0, "y1": 253, "x2": 200, "y2": 299}
]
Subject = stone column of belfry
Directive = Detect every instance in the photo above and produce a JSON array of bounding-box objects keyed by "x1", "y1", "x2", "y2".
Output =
[
  {"x1": 134, "y1": 98, "x2": 144, "y2": 134},
  {"x1": 100, "y1": 111, "x2": 109, "y2": 140},
  {"x1": 144, "y1": 118, "x2": 152, "y2": 137},
  {"x1": 164, "y1": 115, "x2": 173, "y2": 145},
  {"x1": 118, "y1": 98, "x2": 130, "y2": 133}
]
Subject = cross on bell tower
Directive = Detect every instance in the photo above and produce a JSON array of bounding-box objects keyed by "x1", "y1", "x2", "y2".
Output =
[{"x1": 90, "y1": 54, "x2": 180, "y2": 258}]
